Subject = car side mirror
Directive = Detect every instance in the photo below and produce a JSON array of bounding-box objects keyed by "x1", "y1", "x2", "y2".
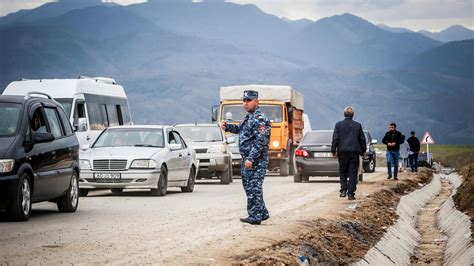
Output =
[
  {"x1": 81, "y1": 144, "x2": 91, "y2": 150},
  {"x1": 169, "y1": 143, "x2": 182, "y2": 150},
  {"x1": 226, "y1": 136, "x2": 236, "y2": 144},
  {"x1": 211, "y1": 105, "x2": 219, "y2": 123},
  {"x1": 34, "y1": 132, "x2": 55, "y2": 143},
  {"x1": 77, "y1": 118, "x2": 88, "y2": 132},
  {"x1": 371, "y1": 139, "x2": 378, "y2": 144}
]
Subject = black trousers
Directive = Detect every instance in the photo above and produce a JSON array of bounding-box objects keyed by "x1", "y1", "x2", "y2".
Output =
[{"x1": 338, "y1": 153, "x2": 359, "y2": 195}]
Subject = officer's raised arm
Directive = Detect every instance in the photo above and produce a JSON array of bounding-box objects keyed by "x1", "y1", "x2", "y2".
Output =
[
  {"x1": 247, "y1": 115, "x2": 270, "y2": 163},
  {"x1": 223, "y1": 122, "x2": 241, "y2": 134}
]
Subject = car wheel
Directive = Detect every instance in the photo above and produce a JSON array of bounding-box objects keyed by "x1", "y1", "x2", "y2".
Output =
[
  {"x1": 79, "y1": 189, "x2": 89, "y2": 197},
  {"x1": 7, "y1": 173, "x2": 32, "y2": 221},
  {"x1": 181, "y1": 167, "x2": 195, "y2": 193},
  {"x1": 151, "y1": 166, "x2": 167, "y2": 196},
  {"x1": 57, "y1": 171, "x2": 79, "y2": 213},
  {"x1": 111, "y1": 188, "x2": 123, "y2": 193},
  {"x1": 294, "y1": 173, "x2": 302, "y2": 183},
  {"x1": 279, "y1": 159, "x2": 289, "y2": 176},
  {"x1": 358, "y1": 173, "x2": 363, "y2": 182},
  {"x1": 220, "y1": 166, "x2": 231, "y2": 184}
]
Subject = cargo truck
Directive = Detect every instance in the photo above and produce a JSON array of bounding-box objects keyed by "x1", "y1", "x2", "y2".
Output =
[{"x1": 212, "y1": 85, "x2": 304, "y2": 176}]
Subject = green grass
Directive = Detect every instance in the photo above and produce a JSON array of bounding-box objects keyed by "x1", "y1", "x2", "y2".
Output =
[{"x1": 375, "y1": 144, "x2": 474, "y2": 169}]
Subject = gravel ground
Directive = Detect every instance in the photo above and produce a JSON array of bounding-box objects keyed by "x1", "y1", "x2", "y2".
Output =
[{"x1": 0, "y1": 169, "x2": 386, "y2": 264}]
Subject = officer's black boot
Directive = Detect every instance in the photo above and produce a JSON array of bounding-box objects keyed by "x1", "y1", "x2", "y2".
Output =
[{"x1": 340, "y1": 190, "x2": 347, "y2": 197}]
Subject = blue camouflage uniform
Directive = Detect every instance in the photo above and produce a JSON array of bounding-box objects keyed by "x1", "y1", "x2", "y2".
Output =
[{"x1": 225, "y1": 92, "x2": 271, "y2": 223}]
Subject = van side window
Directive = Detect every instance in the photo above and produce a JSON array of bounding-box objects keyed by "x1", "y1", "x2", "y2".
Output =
[
  {"x1": 73, "y1": 101, "x2": 87, "y2": 131},
  {"x1": 31, "y1": 107, "x2": 47, "y2": 134},
  {"x1": 44, "y1": 107, "x2": 65, "y2": 138},
  {"x1": 116, "y1": 105, "x2": 124, "y2": 125},
  {"x1": 100, "y1": 104, "x2": 109, "y2": 127}
]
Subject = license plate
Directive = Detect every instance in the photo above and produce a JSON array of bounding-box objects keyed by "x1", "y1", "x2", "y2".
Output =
[
  {"x1": 314, "y1": 152, "x2": 332, "y2": 158},
  {"x1": 93, "y1": 173, "x2": 121, "y2": 179}
]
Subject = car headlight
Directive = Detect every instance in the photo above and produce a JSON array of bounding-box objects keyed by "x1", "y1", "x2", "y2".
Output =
[
  {"x1": 208, "y1": 145, "x2": 225, "y2": 153},
  {"x1": 272, "y1": 140, "x2": 280, "y2": 148},
  {"x1": 131, "y1": 159, "x2": 157, "y2": 169},
  {"x1": 79, "y1": 159, "x2": 91, "y2": 170},
  {"x1": 0, "y1": 159, "x2": 14, "y2": 173}
]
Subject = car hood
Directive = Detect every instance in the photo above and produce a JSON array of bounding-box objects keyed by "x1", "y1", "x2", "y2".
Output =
[
  {"x1": 0, "y1": 136, "x2": 16, "y2": 158},
  {"x1": 81, "y1": 146, "x2": 165, "y2": 160}
]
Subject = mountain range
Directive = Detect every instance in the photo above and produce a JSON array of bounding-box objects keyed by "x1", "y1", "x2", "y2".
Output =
[{"x1": 0, "y1": 0, "x2": 473, "y2": 143}]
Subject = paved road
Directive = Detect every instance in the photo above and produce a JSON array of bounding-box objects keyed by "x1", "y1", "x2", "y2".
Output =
[{"x1": 0, "y1": 169, "x2": 384, "y2": 264}]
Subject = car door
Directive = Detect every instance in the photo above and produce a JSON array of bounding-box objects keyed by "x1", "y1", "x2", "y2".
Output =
[
  {"x1": 43, "y1": 104, "x2": 72, "y2": 196},
  {"x1": 166, "y1": 130, "x2": 182, "y2": 181},
  {"x1": 174, "y1": 131, "x2": 192, "y2": 179},
  {"x1": 27, "y1": 104, "x2": 58, "y2": 200}
]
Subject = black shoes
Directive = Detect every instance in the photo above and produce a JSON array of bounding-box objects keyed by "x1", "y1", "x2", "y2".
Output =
[
  {"x1": 387, "y1": 176, "x2": 392, "y2": 180},
  {"x1": 394, "y1": 177, "x2": 399, "y2": 180},
  {"x1": 348, "y1": 194, "x2": 356, "y2": 200},
  {"x1": 240, "y1": 217, "x2": 261, "y2": 225},
  {"x1": 261, "y1": 215, "x2": 270, "y2": 221},
  {"x1": 340, "y1": 191, "x2": 347, "y2": 197}
]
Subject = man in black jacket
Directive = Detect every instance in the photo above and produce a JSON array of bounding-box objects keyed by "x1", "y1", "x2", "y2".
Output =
[
  {"x1": 382, "y1": 123, "x2": 405, "y2": 180},
  {"x1": 407, "y1": 131, "x2": 420, "y2": 172},
  {"x1": 331, "y1": 106, "x2": 366, "y2": 200}
]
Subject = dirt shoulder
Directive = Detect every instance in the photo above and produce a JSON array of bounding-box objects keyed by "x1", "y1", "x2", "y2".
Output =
[
  {"x1": 184, "y1": 169, "x2": 433, "y2": 264},
  {"x1": 453, "y1": 163, "x2": 474, "y2": 239},
  {"x1": 232, "y1": 169, "x2": 434, "y2": 264}
]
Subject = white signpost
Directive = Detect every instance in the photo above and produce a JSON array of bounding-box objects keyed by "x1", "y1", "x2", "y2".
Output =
[{"x1": 421, "y1": 131, "x2": 435, "y2": 164}]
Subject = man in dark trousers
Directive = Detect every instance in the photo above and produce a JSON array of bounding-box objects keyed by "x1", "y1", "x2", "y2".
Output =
[
  {"x1": 331, "y1": 106, "x2": 366, "y2": 200},
  {"x1": 382, "y1": 123, "x2": 405, "y2": 180},
  {"x1": 407, "y1": 131, "x2": 421, "y2": 172},
  {"x1": 222, "y1": 90, "x2": 271, "y2": 225}
]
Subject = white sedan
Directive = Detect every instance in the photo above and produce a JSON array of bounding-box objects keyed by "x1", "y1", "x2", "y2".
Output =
[{"x1": 78, "y1": 125, "x2": 198, "y2": 197}]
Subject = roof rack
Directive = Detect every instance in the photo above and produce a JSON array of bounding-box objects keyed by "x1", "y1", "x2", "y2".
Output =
[
  {"x1": 25, "y1": 91, "x2": 53, "y2": 100},
  {"x1": 78, "y1": 75, "x2": 116, "y2": 85}
]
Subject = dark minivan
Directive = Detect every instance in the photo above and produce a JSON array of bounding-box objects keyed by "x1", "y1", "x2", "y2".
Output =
[{"x1": 0, "y1": 93, "x2": 80, "y2": 221}]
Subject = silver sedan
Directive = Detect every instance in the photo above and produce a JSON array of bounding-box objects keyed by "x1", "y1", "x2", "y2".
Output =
[{"x1": 78, "y1": 125, "x2": 198, "y2": 196}]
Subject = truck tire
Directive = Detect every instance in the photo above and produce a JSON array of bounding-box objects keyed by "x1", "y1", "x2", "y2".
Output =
[
  {"x1": 220, "y1": 166, "x2": 231, "y2": 184},
  {"x1": 289, "y1": 147, "x2": 295, "y2": 176},
  {"x1": 294, "y1": 173, "x2": 302, "y2": 182},
  {"x1": 280, "y1": 159, "x2": 289, "y2": 176}
]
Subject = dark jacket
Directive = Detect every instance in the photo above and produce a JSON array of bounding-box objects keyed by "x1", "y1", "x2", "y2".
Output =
[
  {"x1": 382, "y1": 130, "x2": 405, "y2": 151},
  {"x1": 407, "y1": 136, "x2": 421, "y2": 152},
  {"x1": 331, "y1": 118, "x2": 366, "y2": 155}
]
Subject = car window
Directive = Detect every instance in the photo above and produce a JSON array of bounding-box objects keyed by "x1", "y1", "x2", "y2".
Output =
[
  {"x1": 31, "y1": 107, "x2": 48, "y2": 134},
  {"x1": 44, "y1": 107, "x2": 65, "y2": 138},
  {"x1": 175, "y1": 131, "x2": 187, "y2": 148},
  {"x1": 93, "y1": 128, "x2": 164, "y2": 148},
  {"x1": 302, "y1": 131, "x2": 333, "y2": 144},
  {"x1": 57, "y1": 107, "x2": 73, "y2": 136},
  {"x1": 171, "y1": 131, "x2": 183, "y2": 147},
  {"x1": 176, "y1": 126, "x2": 223, "y2": 142},
  {"x1": 0, "y1": 102, "x2": 21, "y2": 137}
]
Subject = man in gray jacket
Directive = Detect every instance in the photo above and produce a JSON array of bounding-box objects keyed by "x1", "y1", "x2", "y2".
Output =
[{"x1": 331, "y1": 106, "x2": 367, "y2": 200}]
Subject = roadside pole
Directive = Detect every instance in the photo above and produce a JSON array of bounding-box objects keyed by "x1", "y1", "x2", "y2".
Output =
[{"x1": 421, "y1": 131, "x2": 435, "y2": 165}]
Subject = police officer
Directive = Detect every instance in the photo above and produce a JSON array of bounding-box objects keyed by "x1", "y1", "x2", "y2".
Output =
[{"x1": 222, "y1": 90, "x2": 271, "y2": 225}]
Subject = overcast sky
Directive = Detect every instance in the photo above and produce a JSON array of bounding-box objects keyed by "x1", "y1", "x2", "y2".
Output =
[{"x1": 1, "y1": 0, "x2": 473, "y2": 31}]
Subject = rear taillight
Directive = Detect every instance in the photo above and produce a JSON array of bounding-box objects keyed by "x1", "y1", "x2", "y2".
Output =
[{"x1": 295, "y1": 149, "x2": 309, "y2": 158}]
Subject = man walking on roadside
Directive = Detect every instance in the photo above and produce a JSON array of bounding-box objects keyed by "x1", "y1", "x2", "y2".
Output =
[
  {"x1": 222, "y1": 90, "x2": 271, "y2": 225},
  {"x1": 407, "y1": 131, "x2": 421, "y2": 172},
  {"x1": 382, "y1": 123, "x2": 405, "y2": 180},
  {"x1": 331, "y1": 106, "x2": 366, "y2": 200}
]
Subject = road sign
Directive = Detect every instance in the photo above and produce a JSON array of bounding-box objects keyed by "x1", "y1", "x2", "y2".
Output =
[{"x1": 421, "y1": 131, "x2": 435, "y2": 144}]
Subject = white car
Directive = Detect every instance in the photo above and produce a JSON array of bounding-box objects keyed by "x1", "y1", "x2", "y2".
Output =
[{"x1": 78, "y1": 125, "x2": 197, "y2": 196}]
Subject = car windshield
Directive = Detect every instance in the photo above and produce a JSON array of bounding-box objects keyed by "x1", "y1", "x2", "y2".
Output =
[
  {"x1": 303, "y1": 131, "x2": 333, "y2": 144},
  {"x1": 0, "y1": 103, "x2": 21, "y2": 137},
  {"x1": 93, "y1": 128, "x2": 164, "y2": 148},
  {"x1": 177, "y1": 126, "x2": 223, "y2": 142},
  {"x1": 222, "y1": 104, "x2": 282, "y2": 122},
  {"x1": 55, "y1": 98, "x2": 73, "y2": 117}
]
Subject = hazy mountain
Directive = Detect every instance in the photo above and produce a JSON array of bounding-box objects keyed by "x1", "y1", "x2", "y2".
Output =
[
  {"x1": 0, "y1": 3, "x2": 472, "y2": 143},
  {"x1": 285, "y1": 13, "x2": 440, "y2": 69},
  {"x1": 418, "y1": 25, "x2": 474, "y2": 42},
  {"x1": 404, "y1": 40, "x2": 474, "y2": 80},
  {"x1": 0, "y1": 0, "x2": 115, "y2": 26},
  {"x1": 377, "y1": 24, "x2": 413, "y2": 33}
]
